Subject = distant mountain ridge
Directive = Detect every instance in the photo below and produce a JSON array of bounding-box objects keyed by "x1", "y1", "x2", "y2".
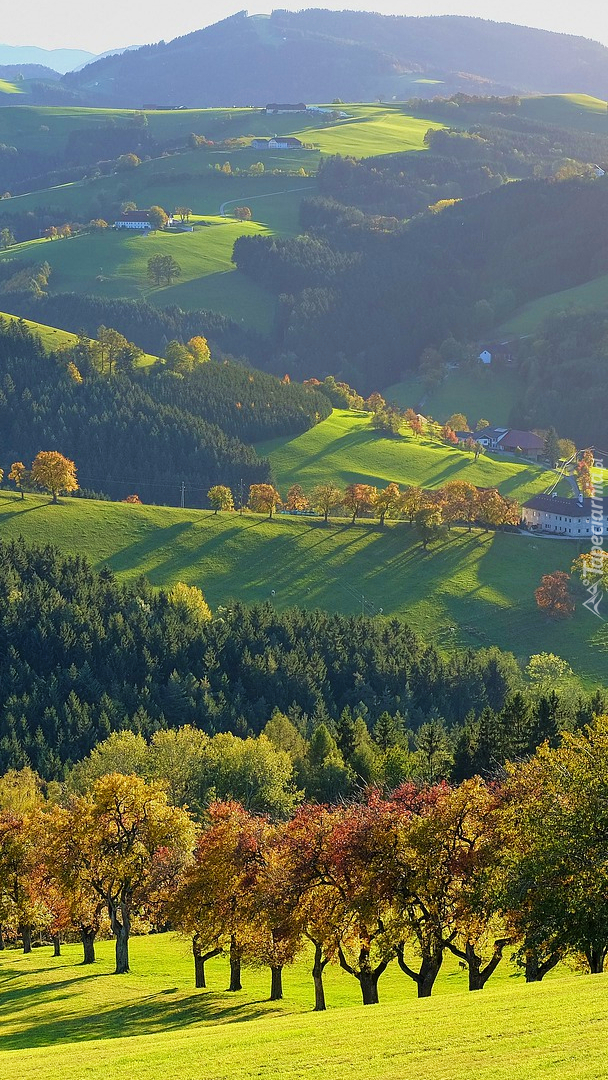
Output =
[
  {"x1": 0, "y1": 43, "x2": 135, "y2": 76},
  {"x1": 61, "y1": 10, "x2": 608, "y2": 106}
]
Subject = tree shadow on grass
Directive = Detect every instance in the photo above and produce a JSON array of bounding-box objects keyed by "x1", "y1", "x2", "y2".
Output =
[{"x1": 0, "y1": 984, "x2": 285, "y2": 1051}]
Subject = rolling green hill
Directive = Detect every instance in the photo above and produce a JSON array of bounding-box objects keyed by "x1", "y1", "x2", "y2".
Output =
[
  {"x1": 384, "y1": 369, "x2": 521, "y2": 427},
  {"x1": 257, "y1": 410, "x2": 555, "y2": 502},
  {"x1": 520, "y1": 93, "x2": 608, "y2": 132},
  {"x1": 1, "y1": 218, "x2": 277, "y2": 332},
  {"x1": 0, "y1": 311, "x2": 159, "y2": 366},
  {"x1": 0, "y1": 913, "x2": 606, "y2": 1079},
  {"x1": 0, "y1": 80, "x2": 21, "y2": 96},
  {"x1": 0, "y1": 490, "x2": 603, "y2": 681},
  {"x1": 500, "y1": 271, "x2": 608, "y2": 336}
]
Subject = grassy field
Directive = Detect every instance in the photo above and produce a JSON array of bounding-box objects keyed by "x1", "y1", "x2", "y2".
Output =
[
  {"x1": 0, "y1": 80, "x2": 21, "y2": 96},
  {"x1": 500, "y1": 272, "x2": 608, "y2": 336},
  {"x1": 1, "y1": 218, "x2": 277, "y2": 331},
  {"x1": 290, "y1": 103, "x2": 444, "y2": 156},
  {"x1": 384, "y1": 368, "x2": 521, "y2": 427},
  {"x1": 0, "y1": 922, "x2": 606, "y2": 1079},
  {"x1": 257, "y1": 409, "x2": 555, "y2": 502},
  {"x1": 0, "y1": 489, "x2": 604, "y2": 680},
  {"x1": 0, "y1": 310, "x2": 159, "y2": 366},
  {"x1": 520, "y1": 93, "x2": 608, "y2": 132}
]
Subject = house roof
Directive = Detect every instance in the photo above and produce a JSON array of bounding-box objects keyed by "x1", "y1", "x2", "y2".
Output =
[
  {"x1": 271, "y1": 136, "x2": 302, "y2": 146},
  {"x1": 524, "y1": 495, "x2": 607, "y2": 517},
  {"x1": 497, "y1": 429, "x2": 544, "y2": 450},
  {"x1": 116, "y1": 211, "x2": 152, "y2": 222},
  {"x1": 474, "y1": 427, "x2": 507, "y2": 440}
]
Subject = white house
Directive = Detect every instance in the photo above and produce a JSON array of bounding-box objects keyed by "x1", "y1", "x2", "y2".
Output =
[
  {"x1": 114, "y1": 211, "x2": 153, "y2": 230},
  {"x1": 479, "y1": 350, "x2": 492, "y2": 365},
  {"x1": 522, "y1": 494, "x2": 608, "y2": 537},
  {"x1": 593, "y1": 164, "x2": 606, "y2": 177}
]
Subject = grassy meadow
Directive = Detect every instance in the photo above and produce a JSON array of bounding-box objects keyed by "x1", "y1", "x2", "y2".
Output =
[
  {"x1": 0, "y1": 931, "x2": 605, "y2": 1080},
  {"x1": 520, "y1": 92, "x2": 608, "y2": 132},
  {"x1": 500, "y1": 271, "x2": 608, "y2": 336},
  {"x1": 2, "y1": 218, "x2": 277, "y2": 331},
  {"x1": 257, "y1": 409, "x2": 556, "y2": 502},
  {"x1": 384, "y1": 367, "x2": 521, "y2": 427},
  {"x1": 0, "y1": 490, "x2": 603, "y2": 680},
  {"x1": 0, "y1": 310, "x2": 159, "y2": 366}
]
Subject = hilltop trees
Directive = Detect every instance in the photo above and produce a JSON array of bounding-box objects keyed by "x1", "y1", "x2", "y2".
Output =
[
  {"x1": 208, "y1": 484, "x2": 234, "y2": 513},
  {"x1": 147, "y1": 254, "x2": 182, "y2": 286},
  {"x1": 30, "y1": 451, "x2": 78, "y2": 503},
  {"x1": 248, "y1": 483, "x2": 282, "y2": 517},
  {"x1": 311, "y1": 482, "x2": 342, "y2": 523}
]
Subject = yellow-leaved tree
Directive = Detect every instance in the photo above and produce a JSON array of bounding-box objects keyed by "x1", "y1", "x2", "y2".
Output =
[{"x1": 30, "y1": 451, "x2": 78, "y2": 503}]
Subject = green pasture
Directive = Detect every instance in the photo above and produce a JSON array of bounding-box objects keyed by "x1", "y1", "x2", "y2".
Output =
[
  {"x1": 0, "y1": 901, "x2": 607, "y2": 1079},
  {"x1": 0, "y1": 310, "x2": 158, "y2": 366},
  {"x1": 0, "y1": 489, "x2": 603, "y2": 680},
  {"x1": 500, "y1": 272, "x2": 608, "y2": 336},
  {"x1": 0, "y1": 218, "x2": 276, "y2": 331},
  {"x1": 384, "y1": 367, "x2": 521, "y2": 427},
  {"x1": 520, "y1": 93, "x2": 608, "y2": 132},
  {"x1": 258, "y1": 409, "x2": 556, "y2": 502}
]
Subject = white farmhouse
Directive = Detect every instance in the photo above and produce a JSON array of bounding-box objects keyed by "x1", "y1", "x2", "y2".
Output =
[
  {"x1": 114, "y1": 211, "x2": 153, "y2": 230},
  {"x1": 522, "y1": 494, "x2": 608, "y2": 537}
]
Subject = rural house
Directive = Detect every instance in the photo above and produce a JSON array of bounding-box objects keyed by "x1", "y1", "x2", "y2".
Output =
[
  {"x1": 252, "y1": 136, "x2": 303, "y2": 150},
  {"x1": 522, "y1": 494, "x2": 608, "y2": 536},
  {"x1": 114, "y1": 211, "x2": 153, "y2": 230},
  {"x1": 265, "y1": 102, "x2": 307, "y2": 113},
  {"x1": 473, "y1": 427, "x2": 544, "y2": 460}
]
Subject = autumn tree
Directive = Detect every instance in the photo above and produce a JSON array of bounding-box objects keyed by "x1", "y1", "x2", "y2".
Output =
[
  {"x1": 53, "y1": 774, "x2": 195, "y2": 974},
  {"x1": 8, "y1": 461, "x2": 26, "y2": 498},
  {"x1": 441, "y1": 480, "x2": 478, "y2": 530},
  {"x1": 285, "y1": 484, "x2": 310, "y2": 512},
  {"x1": 414, "y1": 506, "x2": 447, "y2": 550},
  {"x1": 148, "y1": 205, "x2": 169, "y2": 230},
  {"x1": 373, "y1": 483, "x2": 402, "y2": 526},
  {"x1": 248, "y1": 483, "x2": 282, "y2": 518},
  {"x1": 233, "y1": 207, "x2": 252, "y2": 220},
  {"x1": 311, "y1": 482, "x2": 342, "y2": 523},
  {"x1": 342, "y1": 483, "x2": 376, "y2": 524},
  {"x1": 186, "y1": 335, "x2": 211, "y2": 364},
  {"x1": 535, "y1": 571, "x2": 575, "y2": 619},
  {"x1": 208, "y1": 485, "x2": 234, "y2": 513},
  {"x1": 446, "y1": 413, "x2": 469, "y2": 431},
  {"x1": 31, "y1": 451, "x2": 78, "y2": 503},
  {"x1": 168, "y1": 582, "x2": 212, "y2": 625}
]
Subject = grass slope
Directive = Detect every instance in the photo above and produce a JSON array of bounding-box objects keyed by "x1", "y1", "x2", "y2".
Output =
[
  {"x1": 290, "y1": 104, "x2": 444, "y2": 156},
  {"x1": 1, "y1": 218, "x2": 275, "y2": 332},
  {"x1": 520, "y1": 93, "x2": 608, "y2": 132},
  {"x1": 258, "y1": 409, "x2": 555, "y2": 502},
  {"x1": 384, "y1": 368, "x2": 521, "y2": 427},
  {"x1": 0, "y1": 932, "x2": 605, "y2": 1080},
  {"x1": 0, "y1": 490, "x2": 604, "y2": 680},
  {"x1": 500, "y1": 270, "x2": 608, "y2": 336},
  {"x1": 0, "y1": 80, "x2": 21, "y2": 96},
  {"x1": 0, "y1": 310, "x2": 159, "y2": 367}
]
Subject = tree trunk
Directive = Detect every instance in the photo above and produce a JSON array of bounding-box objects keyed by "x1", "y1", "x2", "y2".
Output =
[
  {"x1": 449, "y1": 940, "x2": 508, "y2": 992},
  {"x1": 110, "y1": 902, "x2": 130, "y2": 974},
  {"x1": 20, "y1": 924, "x2": 32, "y2": 954},
  {"x1": 192, "y1": 936, "x2": 221, "y2": 989},
  {"x1": 228, "y1": 934, "x2": 242, "y2": 992},
  {"x1": 312, "y1": 941, "x2": 327, "y2": 1011},
  {"x1": 586, "y1": 946, "x2": 606, "y2": 974},
  {"x1": 81, "y1": 927, "x2": 96, "y2": 965},
  {"x1": 338, "y1": 945, "x2": 387, "y2": 1005},
  {"x1": 396, "y1": 942, "x2": 443, "y2": 998},
  {"x1": 524, "y1": 949, "x2": 560, "y2": 983},
  {"x1": 52, "y1": 492, "x2": 58, "y2": 505},
  {"x1": 0, "y1": 926, "x2": 4, "y2": 950},
  {"x1": 52, "y1": 933, "x2": 61, "y2": 957},
  {"x1": 270, "y1": 965, "x2": 283, "y2": 1001},
  {"x1": 359, "y1": 967, "x2": 380, "y2": 1005}
]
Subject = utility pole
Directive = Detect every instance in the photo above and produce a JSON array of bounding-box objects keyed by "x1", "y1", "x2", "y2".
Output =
[{"x1": 180, "y1": 481, "x2": 185, "y2": 509}]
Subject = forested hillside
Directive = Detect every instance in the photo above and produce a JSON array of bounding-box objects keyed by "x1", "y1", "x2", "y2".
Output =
[
  {"x1": 0, "y1": 542, "x2": 601, "y2": 780},
  {"x1": 61, "y1": 11, "x2": 608, "y2": 106},
  {"x1": 0, "y1": 321, "x2": 330, "y2": 503}
]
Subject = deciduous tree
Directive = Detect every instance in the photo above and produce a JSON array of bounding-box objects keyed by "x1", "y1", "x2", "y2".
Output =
[{"x1": 31, "y1": 451, "x2": 78, "y2": 503}]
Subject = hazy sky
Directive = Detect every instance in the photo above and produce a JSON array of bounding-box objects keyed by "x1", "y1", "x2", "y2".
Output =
[{"x1": 4, "y1": 1, "x2": 608, "y2": 53}]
